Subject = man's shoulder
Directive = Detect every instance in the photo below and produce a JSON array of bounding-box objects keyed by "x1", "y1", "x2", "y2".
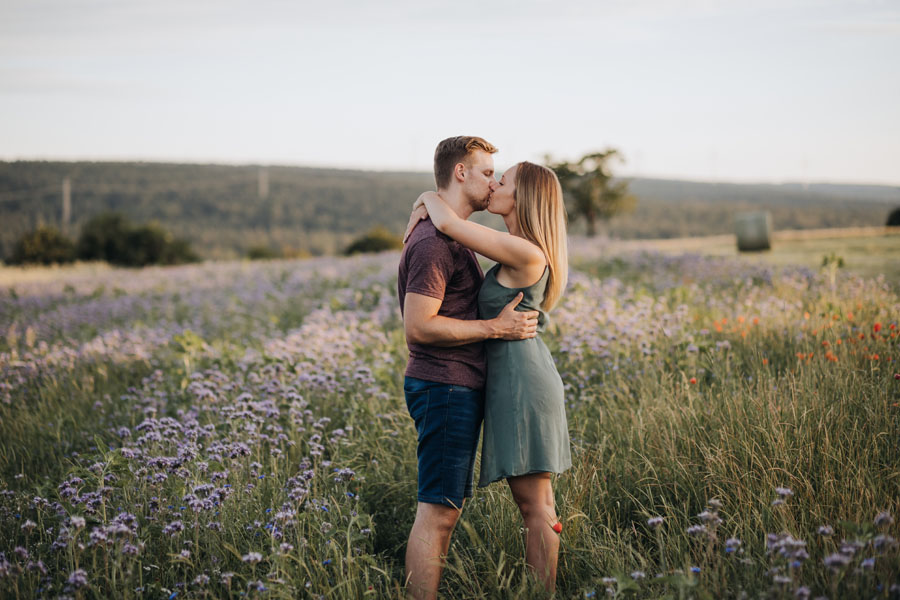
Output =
[{"x1": 405, "y1": 219, "x2": 456, "y2": 255}]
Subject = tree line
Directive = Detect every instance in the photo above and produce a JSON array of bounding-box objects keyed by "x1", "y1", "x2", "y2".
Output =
[
  {"x1": 8, "y1": 213, "x2": 198, "y2": 266},
  {"x1": 1, "y1": 160, "x2": 896, "y2": 262}
]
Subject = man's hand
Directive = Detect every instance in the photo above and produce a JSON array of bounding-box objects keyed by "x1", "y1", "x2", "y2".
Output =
[{"x1": 491, "y1": 292, "x2": 539, "y2": 340}]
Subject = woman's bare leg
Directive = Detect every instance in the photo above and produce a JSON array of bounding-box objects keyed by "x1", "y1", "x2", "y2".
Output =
[{"x1": 507, "y1": 472, "x2": 559, "y2": 592}]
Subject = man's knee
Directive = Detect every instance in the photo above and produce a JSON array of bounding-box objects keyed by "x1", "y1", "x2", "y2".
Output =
[{"x1": 416, "y1": 502, "x2": 462, "y2": 534}]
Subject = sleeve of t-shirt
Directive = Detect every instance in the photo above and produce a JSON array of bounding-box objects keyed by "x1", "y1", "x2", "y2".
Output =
[{"x1": 405, "y1": 237, "x2": 455, "y2": 301}]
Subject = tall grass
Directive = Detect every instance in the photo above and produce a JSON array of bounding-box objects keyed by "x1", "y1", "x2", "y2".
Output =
[{"x1": 1, "y1": 251, "x2": 897, "y2": 598}]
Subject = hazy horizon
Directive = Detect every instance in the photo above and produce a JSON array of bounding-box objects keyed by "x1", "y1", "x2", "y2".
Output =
[
  {"x1": 2, "y1": 0, "x2": 899, "y2": 185},
  {"x1": 3, "y1": 156, "x2": 900, "y2": 189}
]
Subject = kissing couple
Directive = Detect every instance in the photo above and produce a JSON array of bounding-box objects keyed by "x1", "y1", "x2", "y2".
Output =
[{"x1": 397, "y1": 136, "x2": 572, "y2": 598}]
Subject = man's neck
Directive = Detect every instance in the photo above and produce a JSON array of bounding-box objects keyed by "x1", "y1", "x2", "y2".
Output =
[{"x1": 437, "y1": 187, "x2": 474, "y2": 221}]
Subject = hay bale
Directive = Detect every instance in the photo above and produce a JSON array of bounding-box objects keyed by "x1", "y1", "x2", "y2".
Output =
[{"x1": 735, "y1": 211, "x2": 772, "y2": 252}]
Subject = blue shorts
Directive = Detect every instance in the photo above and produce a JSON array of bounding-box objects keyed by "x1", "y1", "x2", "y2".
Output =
[{"x1": 404, "y1": 376, "x2": 484, "y2": 508}]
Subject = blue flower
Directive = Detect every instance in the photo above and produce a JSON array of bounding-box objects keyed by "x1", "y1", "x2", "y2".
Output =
[
  {"x1": 323, "y1": 559, "x2": 332, "y2": 565},
  {"x1": 690, "y1": 566, "x2": 701, "y2": 574}
]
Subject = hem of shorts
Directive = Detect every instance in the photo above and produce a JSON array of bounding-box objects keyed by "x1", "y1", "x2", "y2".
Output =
[
  {"x1": 477, "y1": 465, "x2": 569, "y2": 488},
  {"x1": 417, "y1": 494, "x2": 469, "y2": 508}
]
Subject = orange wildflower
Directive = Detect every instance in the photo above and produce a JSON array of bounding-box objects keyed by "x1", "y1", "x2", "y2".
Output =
[
  {"x1": 762, "y1": 358, "x2": 769, "y2": 365},
  {"x1": 689, "y1": 377, "x2": 698, "y2": 385}
]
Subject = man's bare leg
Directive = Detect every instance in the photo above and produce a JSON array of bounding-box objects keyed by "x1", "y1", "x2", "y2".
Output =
[
  {"x1": 405, "y1": 501, "x2": 462, "y2": 600},
  {"x1": 507, "y1": 473, "x2": 559, "y2": 593}
]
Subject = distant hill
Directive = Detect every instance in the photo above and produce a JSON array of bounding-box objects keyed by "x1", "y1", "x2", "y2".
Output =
[{"x1": 1, "y1": 161, "x2": 897, "y2": 259}]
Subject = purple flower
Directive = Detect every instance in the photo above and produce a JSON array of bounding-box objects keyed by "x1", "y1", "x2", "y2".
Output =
[
  {"x1": 824, "y1": 553, "x2": 851, "y2": 569},
  {"x1": 874, "y1": 511, "x2": 894, "y2": 527},
  {"x1": 162, "y1": 520, "x2": 184, "y2": 536},
  {"x1": 67, "y1": 568, "x2": 89, "y2": 589},
  {"x1": 687, "y1": 524, "x2": 707, "y2": 537}
]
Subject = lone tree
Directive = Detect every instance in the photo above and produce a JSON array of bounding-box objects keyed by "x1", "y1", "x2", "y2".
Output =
[{"x1": 548, "y1": 149, "x2": 636, "y2": 237}]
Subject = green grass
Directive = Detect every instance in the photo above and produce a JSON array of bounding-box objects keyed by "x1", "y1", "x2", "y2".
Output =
[{"x1": 1, "y1": 252, "x2": 898, "y2": 599}]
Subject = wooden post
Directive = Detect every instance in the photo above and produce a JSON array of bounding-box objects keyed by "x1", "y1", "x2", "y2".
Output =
[
  {"x1": 258, "y1": 167, "x2": 269, "y2": 199},
  {"x1": 62, "y1": 177, "x2": 71, "y2": 233}
]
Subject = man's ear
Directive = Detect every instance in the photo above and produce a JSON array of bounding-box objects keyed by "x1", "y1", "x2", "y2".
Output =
[{"x1": 454, "y1": 162, "x2": 466, "y2": 183}]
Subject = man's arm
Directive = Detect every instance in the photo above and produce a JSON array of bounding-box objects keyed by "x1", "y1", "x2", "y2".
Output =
[{"x1": 404, "y1": 292, "x2": 538, "y2": 347}]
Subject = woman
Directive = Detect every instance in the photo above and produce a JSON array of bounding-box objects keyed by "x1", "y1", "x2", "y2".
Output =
[{"x1": 405, "y1": 161, "x2": 571, "y2": 591}]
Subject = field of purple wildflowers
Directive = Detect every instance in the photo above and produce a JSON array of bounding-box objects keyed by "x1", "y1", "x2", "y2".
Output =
[{"x1": 1, "y1": 249, "x2": 898, "y2": 599}]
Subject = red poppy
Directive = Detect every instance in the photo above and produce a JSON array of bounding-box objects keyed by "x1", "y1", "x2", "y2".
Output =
[
  {"x1": 552, "y1": 522, "x2": 563, "y2": 534},
  {"x1": 689, "y1": 377, "x2": 697, "y2": 385},
  {"x1": 874, "y1": 323, "x2": 882, "y2": 333}
]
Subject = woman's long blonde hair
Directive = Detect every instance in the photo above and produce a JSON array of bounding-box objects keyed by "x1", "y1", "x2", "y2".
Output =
[{"x1": 514, "y1": 161, "x2": 568, "y2": 311}]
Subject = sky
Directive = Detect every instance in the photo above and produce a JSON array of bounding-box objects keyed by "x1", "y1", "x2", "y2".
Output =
[{"x1": 1, "y1": 0, "x2": 899, "y2": 184}]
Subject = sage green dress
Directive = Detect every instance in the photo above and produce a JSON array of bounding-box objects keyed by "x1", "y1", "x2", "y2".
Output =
[{"x1": 477, "y1": 263, "x2": 572, "y2": 487}]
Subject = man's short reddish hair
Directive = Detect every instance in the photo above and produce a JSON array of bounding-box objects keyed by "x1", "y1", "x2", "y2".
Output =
[{"x1": 433, "y1": 136, "x2": 498, "y2": 190}]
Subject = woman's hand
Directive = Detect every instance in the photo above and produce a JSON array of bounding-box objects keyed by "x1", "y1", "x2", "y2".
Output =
[{"x1": 403, "y1": 199, "x2": 430, "y2": 243}]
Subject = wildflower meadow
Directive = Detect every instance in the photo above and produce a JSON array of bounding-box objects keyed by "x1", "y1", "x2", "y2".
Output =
[{"x1": 1, "y1": 248, "x2": 898, "y2": 599}]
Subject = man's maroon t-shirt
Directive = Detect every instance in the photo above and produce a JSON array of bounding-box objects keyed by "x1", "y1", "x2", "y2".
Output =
[{"x1": 398, "y1": 217, "x2": 486, "y2": 389}]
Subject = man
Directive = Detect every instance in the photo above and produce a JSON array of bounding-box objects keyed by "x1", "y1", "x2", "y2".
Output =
[{"x1": 397, "y1": 136, "x2": 539, "y2": 600}]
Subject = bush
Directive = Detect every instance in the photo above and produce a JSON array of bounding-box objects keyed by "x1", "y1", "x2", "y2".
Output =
[
  {"x1": 344, "y1": 226, "x2": 403, "y2": 255},
  {"x1": 8, "y1": 225, "x2": 76, "y2": 265},
  {"x1": 887, "y1": 207, "x2": 900, "y2": 226},
  {"x1": 76, "y1": 212, "x2": 199, "y2": 266},
  {"x1": 246, "y1": 245, "x2": 281, "y2": 260},
  {"x1": 76, "y1": 212, "x2": 130, "y2": 262}
]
